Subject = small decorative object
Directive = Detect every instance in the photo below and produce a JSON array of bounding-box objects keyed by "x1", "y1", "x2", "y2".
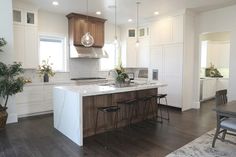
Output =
[
  {"x1": 0, "y1": 62, "x2": 26, "y2": 129},
  {"x1": 38, "y1": 57, "x2": 55, "y2": 82},
  {"x1": 205, "y1": 63, "x2": 223, "y2": 78},
  {"x1": 113, "y1": 64, "x2": 130, "y2": 87},
  {"x1": 0, "y1": 38, "x2": 7, "y2": 52}
]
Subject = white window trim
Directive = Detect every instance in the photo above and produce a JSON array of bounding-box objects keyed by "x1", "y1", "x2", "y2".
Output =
[
  {"x1": 38, "y1": 33, "x2": 69, "y2": 72},
  {"x1": 100, "y1": 42, "x2": 119, "y2": 71}
]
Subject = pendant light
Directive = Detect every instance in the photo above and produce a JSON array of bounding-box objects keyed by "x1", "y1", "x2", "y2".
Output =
[
  {"x1": 136, "y1": 2, "x2": 140, "y2": 47},
  {"x1": 81, "y1": 0, "x2": 94, "y2": 47},
  {"x1": 114, "y1": 0, "x2": 118, "y2": 45}
]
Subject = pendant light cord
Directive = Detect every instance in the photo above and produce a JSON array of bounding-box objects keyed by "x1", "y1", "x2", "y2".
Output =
[
  {"x1": 86, "y1": 0, "x2": 89, "y2": 31},
  {"x1": 136, "y1": 2, "x2": 140, "y2": 42},
  {"x1": 115, "y1": 0, "x2": 117, "y2": 39}
]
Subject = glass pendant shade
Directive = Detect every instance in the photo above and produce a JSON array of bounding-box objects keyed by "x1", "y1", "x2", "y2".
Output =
[{"x1": 81, "y1": 32, "x2": 94, "y2": 47}]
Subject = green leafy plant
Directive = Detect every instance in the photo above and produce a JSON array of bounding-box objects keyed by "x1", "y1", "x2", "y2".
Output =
[
  {"x1": 38, "y1": 58, "x2": 55, "y2": 77},
  {"x1": 0, "y1": 38, "x2": 7, "y2": 52},
  {"x1": 0, "y1": 62, "x2": 26, "y2": 111},
  {"x1": 114, "y1": 64, "x2": 129, "y2": 83}
]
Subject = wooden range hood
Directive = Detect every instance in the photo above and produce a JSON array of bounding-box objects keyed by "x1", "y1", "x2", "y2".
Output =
[
  {"x1": 66, "y1": 13, "x2": 108, "y2": 58},
  {"x1": 66, "y1": 13, "x2": 107, "y2": 48}
]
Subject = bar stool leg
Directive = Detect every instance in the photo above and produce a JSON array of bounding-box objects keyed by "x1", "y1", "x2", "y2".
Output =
[
  {"x1": 164, "y1": 97, "x2": 170, "y2": 121},
  {"x1": 158, "y1": 97, "x2": 163, "y2": 123},
  {"x1": 94, "y1": 110, "x2": 99, "y2": 134}
]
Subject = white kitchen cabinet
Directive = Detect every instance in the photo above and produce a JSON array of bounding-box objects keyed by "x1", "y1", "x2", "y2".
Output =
[
  {"x1": 150, "y1": 15, "x2": 183, "y2": 46},
  {"x1": 200, "y1": 78, "x2": 228, "y2": 101},
  {"x1": 163, "y1": 44, "x2": 183, "y2": 108},
  {"x1": 15, "y1": 83, "x2": 75, "y2": 117},
  {"x1": 149, "y1": 46, "x2": 164, "y2": 80},
  {"x1": 136, "y1": 37, "x2": 150, "y2": 67},
  {"x1": 149, "y1": 44, "x2": 183, "y2": 108},
  {"x1": 24, "y1": 26, "x2": 38, "y2": 68},
  {"x1": 14, "y1": 25, "x2": 38, "y2": 69},
  {"x1": 13, "y1": 25, "x2": 25, "y2": 63},
  {"x1": 126, "y1": 38, "x2": 138, "y2": 67},
  {"x1": 13, "y1": 7, "x2": 38, "y2": 69},
  {"x1": 15, "y1": 80, "x2": 110, "y2": 117},
  {"x1": 15, "y1": 85, "x2": 44, "y2": 116},
  {"x1": 125, "y1": 27, "x2": 150, "y2": 68},
  {"x1": 13, "y1": 8, "x2": 38, "y2": 26},
  {"x1": 202, "y1": 79, "x2": 217, "y2": 100}
]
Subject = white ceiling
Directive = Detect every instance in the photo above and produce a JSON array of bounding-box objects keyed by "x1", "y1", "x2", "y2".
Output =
[{"x1": 17, "y1": 0, "x2": 236, "y2": 25}]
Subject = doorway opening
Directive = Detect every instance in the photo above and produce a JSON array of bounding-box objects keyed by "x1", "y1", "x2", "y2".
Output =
[{"x1": 199, "y1": 32, "x2": 230, "y2": 105}]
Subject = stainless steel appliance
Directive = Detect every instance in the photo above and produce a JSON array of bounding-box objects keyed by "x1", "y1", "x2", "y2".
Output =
[{"x1": 152, "y1": 69, "x2": 158, "y2": 80}]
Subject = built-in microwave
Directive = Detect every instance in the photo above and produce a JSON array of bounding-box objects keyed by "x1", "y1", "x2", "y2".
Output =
[{"x1": 152, "y1": 69, "x2": 158, "y2": 80}]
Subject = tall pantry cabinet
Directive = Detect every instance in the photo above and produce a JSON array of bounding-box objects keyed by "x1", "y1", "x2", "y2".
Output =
[
  {"x1": 13, "y1": 7, "x2": 38, "y2": 69},
  {"x1": 149, "y1": 11, "x2": 195, "y2": 111}
]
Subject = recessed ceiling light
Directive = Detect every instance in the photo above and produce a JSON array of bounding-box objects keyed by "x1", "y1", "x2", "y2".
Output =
[
  {"x1": 128, "y1": 19, "x2": 133, "y2": 22},
  {"x1": 96, "y1": 11, "x2": 101, "y2": 15},
  {"x1": 154, "y1": 11, "x2": 159, "y2": 15},
  {"x1": 52, "y1": 1, "x2": 59, "y2": 6}
]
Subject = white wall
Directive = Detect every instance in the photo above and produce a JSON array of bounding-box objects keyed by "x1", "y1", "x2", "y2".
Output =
[
  {"x1": 194, "y1": 5, "x2": 236, "y2": 103},
  {"x1": 207, "y1": 41, "x2": 230, "y2": 68},
  {"x1": 0, "y1": 0, "x2": 18, "y2": 123},
  {"x1": 0, "y1": 0, "x2": 14, "y2": 64}
]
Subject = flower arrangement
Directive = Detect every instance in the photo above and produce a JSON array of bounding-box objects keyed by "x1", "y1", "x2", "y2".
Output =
[
  {"x1": 0, "y1": 38, "x2": 7, "y2": 52},
  {"x1": 38, "y1": 57, "x2": 55, "y2": 82},
  {"x1": 113, "y1": 64, "x2": 130, "y2": 87}
]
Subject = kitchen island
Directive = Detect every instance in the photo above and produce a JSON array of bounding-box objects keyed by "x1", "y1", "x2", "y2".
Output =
[{"x1": 53, "y1": 81, "x2": 167, "y2": 146}]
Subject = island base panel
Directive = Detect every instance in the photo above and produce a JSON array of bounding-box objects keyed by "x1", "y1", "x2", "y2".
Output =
[{"x1": 83, "y1": 88, "x2": 158, "y2": 137}]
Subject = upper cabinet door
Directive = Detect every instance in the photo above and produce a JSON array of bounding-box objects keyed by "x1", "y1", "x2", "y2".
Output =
[
  {"x1": 24, "y1": 26, "x2": 38, "y2": 69},
  {"x1": 150, "y1": 15, "x2": 184, "y2": 46},
  {"x1": 150, "y1": 18, "x2": 173, "y2": 45},
  {"x1": 25, "y1": 10, "x2": 38, "y2": 26},
  {"x1": 13, "y1": 9, "x2": 23, "y2": 25},
  {"x1": 94, "y1": 21, "x2": 104, "y2": 47},
  {"x1": 13, "y1": 9, "x2": 38, "y2": 26},
  {"x1": 74, "y1": 18, "x2": 87, "y2": 46}
]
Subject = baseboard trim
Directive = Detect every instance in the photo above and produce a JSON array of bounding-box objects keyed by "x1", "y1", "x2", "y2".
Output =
[
  {"x1": 18, "y1": 110, "x2": 53, "y2": 118},
  {"x1": 193, "y1": 101, "x2": 200, "y2": 109},
  {"x1": 7, "y1": 113, "x2": 18, "y2": 124}
]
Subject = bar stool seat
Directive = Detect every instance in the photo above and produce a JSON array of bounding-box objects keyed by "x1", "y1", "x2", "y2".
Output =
[
  {"x1": 97, "y1": 106, "x2": 120, "y2": 112},
  {"x1": 94, "y1": 105, "x2": 120, "y2": 135}
]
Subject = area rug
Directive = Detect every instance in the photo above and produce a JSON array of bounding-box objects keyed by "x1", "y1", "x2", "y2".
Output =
[{"x1": 166, "y1": 129, "x2": 236, "y2": 157}]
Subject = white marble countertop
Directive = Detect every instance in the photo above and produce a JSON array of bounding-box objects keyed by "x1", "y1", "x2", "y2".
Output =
[
  {"x1": 54, "y1": 81, "x2": 167, "y2": 96},
  {"x1": 25, "y1": 81, "x2": 75, "y2": 86}
]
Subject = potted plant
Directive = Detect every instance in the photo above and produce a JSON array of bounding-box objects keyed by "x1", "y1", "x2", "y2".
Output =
[
  {"x1": 38, "y1": 58, "x2": 55, "y2": 82},
  {"x1": 113, "y1": 64, "x2": 129, "y2": 87},
  {"x1": 0, "y1": 62, "x2": 26, "y2": 129}
]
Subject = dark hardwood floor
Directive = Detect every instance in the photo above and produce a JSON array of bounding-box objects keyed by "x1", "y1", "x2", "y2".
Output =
[{"x1": 0, "y1": 100, "x2": 216, "y2": 157}]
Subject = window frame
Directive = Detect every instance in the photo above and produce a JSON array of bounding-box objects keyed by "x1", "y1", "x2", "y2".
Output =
[
  {"x1": 100, "y1": 42, "x2": 119, "y2": 71},
  {"x1": 38, "y1": 34, "x2": 69, "y2": 72}
]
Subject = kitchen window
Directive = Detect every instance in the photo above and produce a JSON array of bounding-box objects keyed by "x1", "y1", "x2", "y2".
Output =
[
  {"x1": 100, "y1": 43, "x2": 118, "y2": 71},
  {"x1": 39, "y1": 35, "x2": 67, "y2": 72}
]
